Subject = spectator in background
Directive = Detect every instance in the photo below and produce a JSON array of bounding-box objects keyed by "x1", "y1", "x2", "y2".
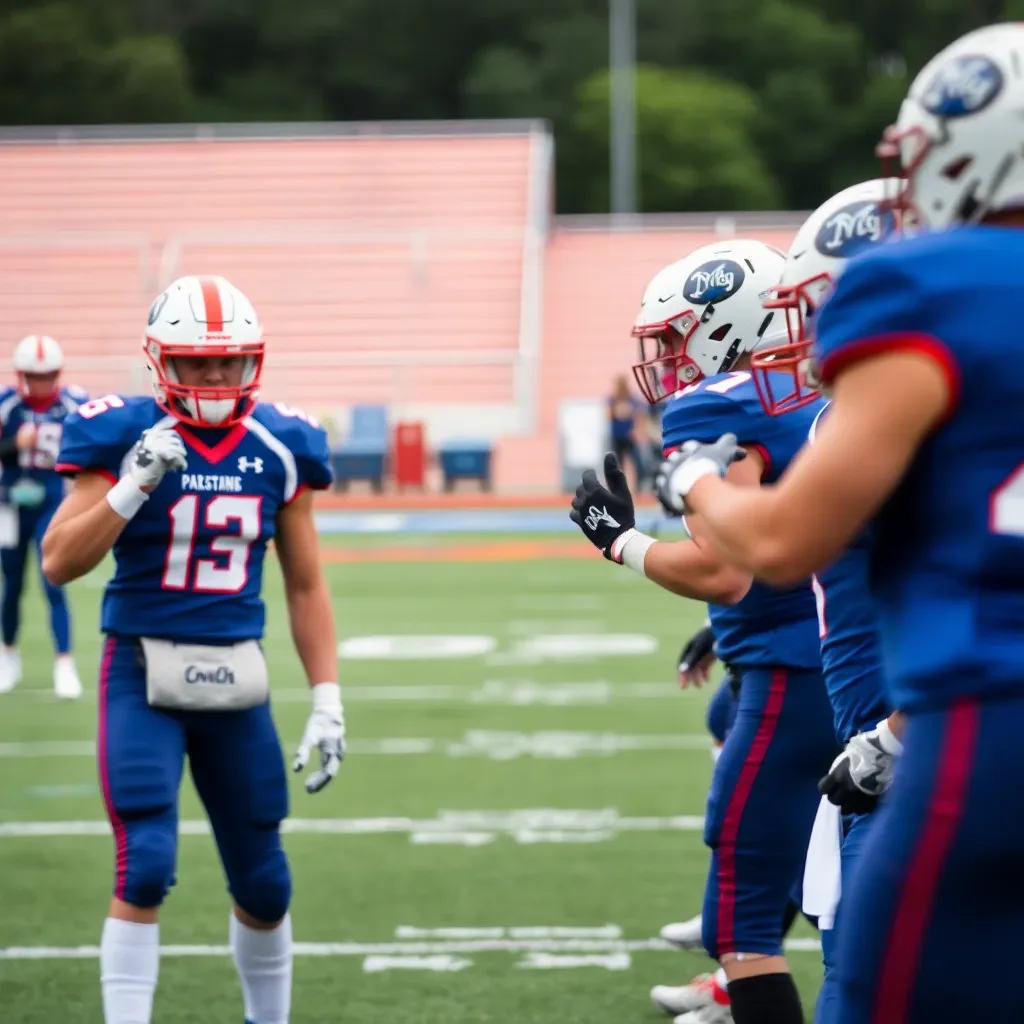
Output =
[{"x1": 607, "y1": 375, "x2": 649, "y2": 490}]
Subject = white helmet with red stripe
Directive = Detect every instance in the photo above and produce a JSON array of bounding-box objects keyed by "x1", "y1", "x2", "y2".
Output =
[
  {"x1": 14, "y1": 334, "x2": 63, "y2": 375},
  {"x1": 13, "y1": 334, "x2": 63, "y2": 398},
  {"x1": 144, "y1": 275, "x2": 264, "y2": 427}
]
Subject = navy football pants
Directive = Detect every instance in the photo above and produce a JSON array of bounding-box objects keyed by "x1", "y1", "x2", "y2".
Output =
[
  {"x1": 814, "y1": 810, "x2": 874, "y2": 1024},
  {"x1": 701, "y1": 667, "x2": 837, "y2": 958},
  {"x1": 833, "y1": 695, "x2": 1024, "y2": 1024},
  {"x1": 97, "y1": 636, "x2": 291, "y2": 922},
  {"x1": 1, "y1": 500, "x2": 70, "y2": 654},
  {"x1": 706, "y1": 675, "x2": 739, "y2": 745}
]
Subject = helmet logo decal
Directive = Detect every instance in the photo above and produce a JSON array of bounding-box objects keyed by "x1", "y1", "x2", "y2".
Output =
[
  {"x1": 814, "y1": 201, "x2": 897, "y2": 257},
  {"x1": 683, "y1": 260, "x2": 745, "y2": 304},
  {"x1": 147, "y1": 292, "x2": 168, "y2": 326},
  {"x1": 921, "y1": 55, "x2": 1003, "y2": 118}
]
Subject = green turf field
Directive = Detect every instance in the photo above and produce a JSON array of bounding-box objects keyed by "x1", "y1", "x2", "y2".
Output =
[{"x1": 0, "y1": 535, "x2": 822, "y2": 1022}]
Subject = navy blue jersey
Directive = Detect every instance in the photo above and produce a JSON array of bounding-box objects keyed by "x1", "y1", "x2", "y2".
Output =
[
  {"x1": 56, "y1": 395, "x2": 333, "y2": 644},
  {"x1": 0, "y1": 385, "x2": 87, "y2": 505},
  {"x1": 806, "y1": 404, "x2": 890, "y2": 742},
  {"x1": 815, "y1": 225, "x2": 1024, "y2": 712},
  {"x1": 661, "y1": 370, "x2": 824, "y2": 670}
]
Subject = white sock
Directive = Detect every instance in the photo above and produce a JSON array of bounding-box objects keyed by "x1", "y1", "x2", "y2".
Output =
[
  {"x1": 714, "y1": 966, "x2": 728, "y2": 990},
  {"x1": 230, "y1": 912, "x2": 292, "y2": 1024},
  {"x1": 100, "y1": 918, "x2": 159, "y2": 1024}
]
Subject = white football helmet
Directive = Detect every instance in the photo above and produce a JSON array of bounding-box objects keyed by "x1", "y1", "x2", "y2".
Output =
[
  {"x1": 144, "y1": 275, "x2": 264, "y2": 427},
  {"x1": 880, "y1": 23, "x2": 1024, "y2": 229},
  {"x1": 13, "y1": 334, "x2": 63, "y2": 398},
  {"x1": 631, "y1": 239, "x2": 787, "y2": 403},
  {"x1": 751, "y1": 179, "x2": 902, "y2": 415}
]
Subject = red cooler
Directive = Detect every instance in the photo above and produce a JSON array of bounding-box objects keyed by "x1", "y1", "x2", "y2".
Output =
[{"x1": 393, "y1": 422, "x2": 425, "y2": 488}]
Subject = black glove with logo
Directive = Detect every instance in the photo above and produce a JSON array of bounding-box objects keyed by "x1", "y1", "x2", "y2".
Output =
[
  {"x1": 677, "y1": 622, "x2": 715, "y2": 675},
  {"x1": 570, "y1": 453, "x2": 636, "y2": 561}
]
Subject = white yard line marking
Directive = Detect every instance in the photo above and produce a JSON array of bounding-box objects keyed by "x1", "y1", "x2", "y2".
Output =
[
  {"x1": 363, "y1": 954, "x2": 472, "y2": 973},
  {"x1": 517, "y1": 952, "x2": 631, "y2": 971},
  {"x1": 0, "y1": 731, "x2": 711, "y2": 761},
  {"x1": 0, "y1": 680, "x2": 682, "y2": 706},
  {"x1": 0, "y1": 936, "x2": 822, "y2": 961},
  {"x1": 0, "y1": 809, "x2": 707, "y2": 840}
]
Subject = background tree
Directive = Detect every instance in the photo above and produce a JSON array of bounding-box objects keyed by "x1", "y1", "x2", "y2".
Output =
[{"x1": 0, "y1": 0, "x2": 1005, "y2": 213}]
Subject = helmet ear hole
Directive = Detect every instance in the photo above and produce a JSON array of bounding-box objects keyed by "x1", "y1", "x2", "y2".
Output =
[{"x1": 709, "y1": 324, "x2": 731, "y2": 342}]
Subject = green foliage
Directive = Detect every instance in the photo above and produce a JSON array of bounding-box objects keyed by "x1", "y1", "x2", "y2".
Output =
[
  {"x1": 0, "y1": 2, "x2": 192, "y2": 123},
  {"x1": 0, "y1": 0, "x2": 1005, "y2": 212},
  {"x1": 574, "y1": 65, "x2": 780, "y2": 211}
]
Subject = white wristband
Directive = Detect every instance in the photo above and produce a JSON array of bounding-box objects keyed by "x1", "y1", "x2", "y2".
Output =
[
  {"x1": 106, "y1": 475, "x2": 149, "y2": 521},
  {"x1": 312, "y1": 681, "x2": 343, "y2": 716},
  {"x1": 669, "y1": 457, "x2": 722, "y2": 504},
  {"x1": 609, "y1": 528, "x2": 656, "y2": 576},
  {"x1": 874, "y1": 717, "x2": 904, "y2": 757}
]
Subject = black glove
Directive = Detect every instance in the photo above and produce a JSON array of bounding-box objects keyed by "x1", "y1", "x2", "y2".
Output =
[
  {"x1": 570, "y1": 452, "x2": 636, "y2": 561},
  {"x1": 657, "y1": 434, "x2": 747, "y2": 514},
  {"x1": 677, "y1": 623, "x2": 715, "y2": 675}
]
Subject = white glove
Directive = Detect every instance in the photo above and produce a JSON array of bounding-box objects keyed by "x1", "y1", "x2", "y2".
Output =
[
  {"x1": 129, "y1": 425, "x2": 188, "y2": 490},
  {"x1": 107, "y1": 425, "x2": 189, "y2": 520},
  {"x1": 293, "y1": 682, "x2": 346, "y2": 794},
  {"x1": 657, "y1": 434, "x2": 747, "y2": 514},
  {"x1": 818, "y1": 718, "x2": 903, "y2": 814}
]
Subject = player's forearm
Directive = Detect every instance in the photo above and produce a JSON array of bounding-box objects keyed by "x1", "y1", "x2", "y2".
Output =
[
  {"x1": 286, "y1": 579, "x2": 338, "y2": 685},
  {"x1": 684, "y1": 477, "x2": 804, "y2": 585},
  {"x1": 641, "y1": 538, "x2": 752, "y2": 605},
  {"x1": 41, "y1": 501, "x2": 127, "y2": 585}
]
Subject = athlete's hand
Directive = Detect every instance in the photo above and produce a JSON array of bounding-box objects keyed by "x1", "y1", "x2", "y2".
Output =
[
  {"x1": 818, "y1": 718, "x2": 903, "y2": 815},
  {"x1": 655, "y1": 453, "x2": 686, "y2": 516},
  {"x1": 15, "y1": 423, "x2": 37, "y2": 453},
  {"x1": 658, "y1": 434, "x2": 746, "y2": 513},
  {"x1": 570, "y1": 453, "x2": 637, "y2": 561},
  {"x1": 293, "y1": 682, "x2": 346, "y2": 794},
  {"x1": 128, "y1": 425, "x2": 187, "y2": 491},
  {"x1": 677, "y1": 620, "x2": 717, "y2": 688}
]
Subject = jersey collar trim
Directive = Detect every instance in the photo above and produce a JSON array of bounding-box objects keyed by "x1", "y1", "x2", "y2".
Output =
[{"x1": 174, "y1": 422, "x2": 248, "y2": 464}]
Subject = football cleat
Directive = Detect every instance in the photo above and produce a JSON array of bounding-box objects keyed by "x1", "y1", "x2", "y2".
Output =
[
  {"x1": 674, "y1": 999, "x2": 734, "y2": 1024},
  {"x1": 53, "y1": 655, "x2": 82, "y2": 700},
  {"x1": 651, "y1": 972, "x2": 729, "y2": 1017},
  {"x1": 0, "y1": 647, "x2": 21, "y2": 694},
  {"x1": 659, "y1": 914, "x2": 705, "y2": 950}
]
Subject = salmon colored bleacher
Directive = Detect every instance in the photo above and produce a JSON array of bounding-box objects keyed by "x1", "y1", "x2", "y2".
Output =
[
  {"x1": 0, "y1": 127, "x2": 810, "y2": 494},
  {"x1": 0, "y1": 133, "x2": 533, "y2": 409},
  {"x1": 174, "y1": 233, "x2": 523, "y2": 406},
  {"x1": 0, "y1": 137, "x2": 533, "y2": 232}
]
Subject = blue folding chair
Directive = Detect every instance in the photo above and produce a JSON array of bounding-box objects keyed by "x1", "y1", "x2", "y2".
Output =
[
  {"x1": 332, "y1": 404, "x2": 389, "y2": 492},
  {"x1": 438, "y1": 438, "x2": 493, "y2": 491}
]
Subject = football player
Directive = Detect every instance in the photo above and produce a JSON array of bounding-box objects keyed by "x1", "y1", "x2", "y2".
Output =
[
  {"x1": 0, "y1": 335, "x2": 86, "y2": 697},
  {"x1": 664, "y1": 24, "x2": 1024, "y2": 1023},
  {"x1": 747, "y1": 179, "x2": 899, "y2": 1024},
  {"x1": 571, "y1": 240, "x2": 837, "y2": 1024},
  {"x1": 657, "y1": 625, "x2": 818, "y2": 1024},
  {"x1": 41, "y1": 276, "x2": 344, "y2": 1024}
]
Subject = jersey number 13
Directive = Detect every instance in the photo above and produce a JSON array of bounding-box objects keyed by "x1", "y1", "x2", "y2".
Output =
[{"x1": 162, "y1": 495, "x2": 261, "y2": 593}]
